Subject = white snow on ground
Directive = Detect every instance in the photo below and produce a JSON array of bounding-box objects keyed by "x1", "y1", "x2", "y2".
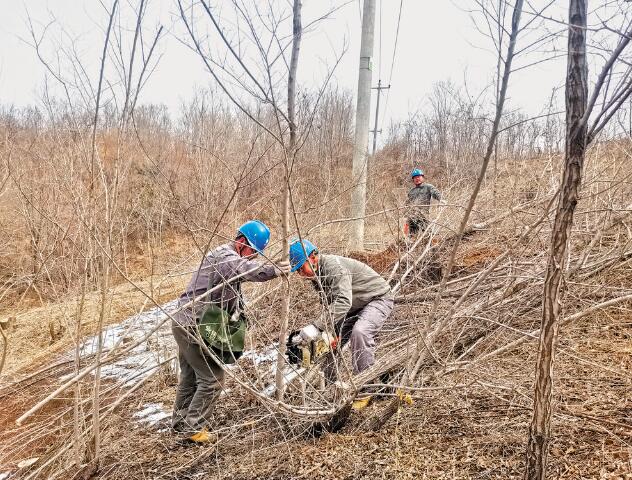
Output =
[
  {"x1": 65, "y1": 298, "x2": 296, "y2": 422},
  {"x1": 133, "y1": 403, "x2": 171, "y2": 425},
  {"x1": 262, "y1": 365, "x2": 305, "y2": 397},
  {"x1": 16, "y1": 459, "x2": 38, "y2": 469},
  {"x1": 241, "y1": 343, "x2": 278, "y2": 366},
  {"x1": 62, "y1": 300, "x2": 180, "y2": 385},
  {"x1": 0, "y1": 472, "x2": 11, "y2": 480}
]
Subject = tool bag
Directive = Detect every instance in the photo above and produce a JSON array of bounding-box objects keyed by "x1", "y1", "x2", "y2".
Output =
[{"x1": 198, "y1": 305, "x2": 246, "y2": 364}]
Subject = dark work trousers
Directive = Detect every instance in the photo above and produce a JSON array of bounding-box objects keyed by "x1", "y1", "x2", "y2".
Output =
[
  {"x1": 171, "y1": 319, "x2": 224, "y2": 433},
  {"x1": 323, "y1": 296, "x2": 394, "y2": 382},
  {"x1": 407, "y1": 214, "x2": 429, "y2": 236}
]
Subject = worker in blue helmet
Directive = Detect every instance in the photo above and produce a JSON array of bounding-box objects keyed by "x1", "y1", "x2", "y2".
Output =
[
  {"x1": 405, "y1": 168, "x2": 442, "y2": 236},
  {"x1": 289, "y1": 239, "x2": 393, "y2": 378},
  {"x1": 171, "y1": 220, "x2": 289, "y2": 443}
]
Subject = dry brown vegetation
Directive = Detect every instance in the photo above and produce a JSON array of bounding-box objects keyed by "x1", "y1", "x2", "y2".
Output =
[
  {"x1": 1, "y1": 118, "x2": 631, "y2": 478},
  {"x1": 1, "y1": 0, "x2": 632, "y2": 478}
]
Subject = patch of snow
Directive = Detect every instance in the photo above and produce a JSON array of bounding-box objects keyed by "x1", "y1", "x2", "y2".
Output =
[
  {"x1": 241, "y1": 343, "x2": 278, "y2": 365},
  {"x1": 0, "y1": 472, "x2": 11, "y2": 480},
  {"x1": 69, "y1": 296, "x2": 292, "y2": 397},
  {"x1": 133, "y1": 403, "x2": 170, "y2": 426},
  {"x1": 17, "y1": 458, "x2": 38, "y2": 469},
  {"x1": 262, "y1": 365, "x2": 305, "y2": 397},
  {"x1": 65, "y1": 300, "x2": 179, "y2": 385}
]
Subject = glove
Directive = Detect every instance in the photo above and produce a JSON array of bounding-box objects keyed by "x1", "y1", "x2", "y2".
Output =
[
  {"x1": 276, "y1": 259, "x2": 291, "y2": 275},
  {"x1": 291, "y1": 324, "x2": 321, "y2": 346},
  {"x1": 330, "y1": 336, "x2": 340, "y2": 351}
]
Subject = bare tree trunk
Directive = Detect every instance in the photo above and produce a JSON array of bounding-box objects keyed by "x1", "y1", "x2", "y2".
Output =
[
  {"x1": 276, "y1": 0, "x2": 302, "y2": 401},
  {"x1": 90, "y1": 262, "x2": 110, "y2": 462},
  {"x1": 73, "y1": 265, "x2": 89, "y2": 466},
  {"x1": 87, "y1": 1, "x2": 118, "y2": 463},
  {"x1": 90, "y1": 0, "x2": 118, "y2": 190},
  {"x1": 524, "y1": 1, "x2": 588, "y2": 478}
]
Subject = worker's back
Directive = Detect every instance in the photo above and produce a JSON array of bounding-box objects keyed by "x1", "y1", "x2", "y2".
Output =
[
  {"x1": 315, "y1": 254, "x2": 392, "y2": 313},
  {"x1": 177, "y1": 245, "x2": 243, "y2": 325}
]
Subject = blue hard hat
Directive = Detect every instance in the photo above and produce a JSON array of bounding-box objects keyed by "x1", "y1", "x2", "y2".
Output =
[
  {"x1": 411, "y1": 168, "x2": 424, "y2": 178},
  {"x1": 289, "y1": 239, "x2": 318, "y2": 272},
  {"x1": 237, "y1": 220, "x2": 270, "y2": 253}
]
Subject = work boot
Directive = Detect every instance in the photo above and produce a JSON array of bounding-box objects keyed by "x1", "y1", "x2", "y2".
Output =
[
  {"x1": 171, "y1": 421, "x2": 188, "y2": 434},
  {"x1": 188, "y1": 428, "x2": 218, "y2": 444}
]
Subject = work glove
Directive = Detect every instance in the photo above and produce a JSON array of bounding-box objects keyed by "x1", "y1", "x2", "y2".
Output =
[
  {"x1": 275, "y1": 259, "x2": 291, "y2": 275},
  {"x1": 290, "y1": 324, "x2": 321, "y2": 346}
]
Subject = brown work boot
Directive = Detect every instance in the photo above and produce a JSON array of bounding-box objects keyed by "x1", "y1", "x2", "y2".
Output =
[{"x1": 188, "y1": 428, "x2": 218, "y2": 444}]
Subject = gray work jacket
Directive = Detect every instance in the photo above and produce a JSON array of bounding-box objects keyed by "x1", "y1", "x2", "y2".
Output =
[
  {"x1": 406, "y1": 183, "x2": 442, "y2": 216},
  {"x1": 176, "y1": 244, "x2": 278, "y2": 326},
  {"x1": 311, "y1": 254, "x2": 392, "y2": 329}
]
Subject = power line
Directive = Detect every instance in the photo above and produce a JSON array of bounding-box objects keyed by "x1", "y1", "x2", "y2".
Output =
[
  {"x1": 380, "y1": 0, "x2": 404, "y2": 131},
  {"x1": 379, "y1": 0, "x2": 383, "y2": 80}
]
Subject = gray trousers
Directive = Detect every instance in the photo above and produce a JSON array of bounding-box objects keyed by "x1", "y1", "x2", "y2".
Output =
[
  {"x1": 171, "y1": 320, "x2": 224, "y2": 433},
  {"x1": 326, "y1": 296, "x2": 394, "y2": 377}
]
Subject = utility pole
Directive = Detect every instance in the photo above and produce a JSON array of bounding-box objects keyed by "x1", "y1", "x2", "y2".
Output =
[
  {"x1": 349, "y1": 0, "x2": 376, "y2": 251},
  {"x1": 370, "y1": 79, "x2": 391, "y2": 155}
]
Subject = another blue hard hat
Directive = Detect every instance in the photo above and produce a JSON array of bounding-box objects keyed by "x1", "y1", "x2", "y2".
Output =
[
  {"x1": 411, "y1": 168, "x2": 424, "y2": 178},
  {"x1": 237, "y1": 220, "x2": 270, "y2": 253},
  {"x1": 289, "y1": 239, "x2": 318, "y2": 272}
]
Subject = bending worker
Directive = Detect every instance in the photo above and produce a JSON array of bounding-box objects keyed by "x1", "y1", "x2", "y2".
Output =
[
  {"x1": 171, "y1": 220, "x2": 290, "y2": 442},
  {"x1": 289, "y1": 239, "x2": 393, "y2": 376},
  {"x1": 406, "y1": 168, "x2": 442, "y2": 236}
]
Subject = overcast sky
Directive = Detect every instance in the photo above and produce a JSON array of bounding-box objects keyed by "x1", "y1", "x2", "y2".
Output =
[{"x1": 0, "y1": 1, "x2": 578, "y2": 130}]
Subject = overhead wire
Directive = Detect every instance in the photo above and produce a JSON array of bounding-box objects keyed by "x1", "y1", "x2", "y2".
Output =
[
  {"x1": 379, "y1": 0, "x2": 383, "y2": 80},
  {"x1": 380, "y1": 0, "x2": 404, "y2": 133}
]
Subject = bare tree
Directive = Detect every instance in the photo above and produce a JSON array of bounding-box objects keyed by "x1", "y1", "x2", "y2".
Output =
[
  {"x1": 275, "y1": 0, "x2": 302, "y2": 400},
  {"x1": 525, "y1": 1, "x2": 632, "y2": 477},
  {"x1": 161, "y1": 3, "x2": 330, "y2": 419}
]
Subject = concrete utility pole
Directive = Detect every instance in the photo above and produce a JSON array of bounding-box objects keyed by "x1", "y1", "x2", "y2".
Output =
[
  {"x1": 370, "y1": 79, "x2": 391, "y2": 155},
  {"x1": 349, "y1": 0, "x2": 376, "y2": 251}
]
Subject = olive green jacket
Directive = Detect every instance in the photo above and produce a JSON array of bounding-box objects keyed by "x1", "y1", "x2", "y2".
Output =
[{"x1": 311, "y1": 254, "x2": 392, "y2": 329}]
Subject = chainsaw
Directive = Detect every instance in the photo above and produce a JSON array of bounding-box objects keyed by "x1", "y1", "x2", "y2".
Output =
[{"x1": 286, "y1": 325, "x2": 337, "y2": 368}]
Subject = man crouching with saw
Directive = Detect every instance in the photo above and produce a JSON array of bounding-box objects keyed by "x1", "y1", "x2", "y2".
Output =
[{"x1": 288, "y1": 239, "x2": 394, "y2": 380}]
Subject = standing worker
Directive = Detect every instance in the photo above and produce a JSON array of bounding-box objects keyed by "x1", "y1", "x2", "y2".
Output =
[
  {"x1": 289, "y1": 239, "x2": 393, "y2": 377},
  {"x1": 405, "y1": 168, "x2": 442, "y2": 236},
  {"x1": 171, "y1": 220, "x2": 290, "y2": 442}
]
